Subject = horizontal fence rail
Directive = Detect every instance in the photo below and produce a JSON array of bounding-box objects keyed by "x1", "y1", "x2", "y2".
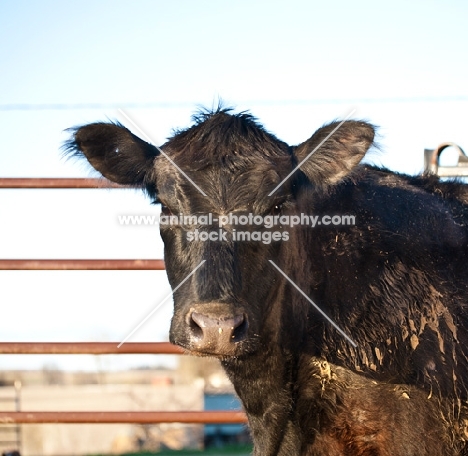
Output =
[
  {"x1": 0, "y1": 259, "x2": 165, "y2": 270},
  {"x1": 0, "y1": 178, "x2": 127, "y2": 189},
  {"x1": 0, "y1": 342, "x2": 183, "y2": 355},
  {"x1": 0, "y1": 411, "x2": 248, "y2": 424}
]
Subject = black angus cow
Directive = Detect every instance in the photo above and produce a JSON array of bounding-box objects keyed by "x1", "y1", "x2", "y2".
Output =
[{"x1": 66, "y1": 108, "x2": 468, "y2": 455}]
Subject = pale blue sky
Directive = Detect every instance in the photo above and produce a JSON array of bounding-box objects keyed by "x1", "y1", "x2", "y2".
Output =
[{"x1": 0, "y1": 0, "x2": 467, "y2": 370}]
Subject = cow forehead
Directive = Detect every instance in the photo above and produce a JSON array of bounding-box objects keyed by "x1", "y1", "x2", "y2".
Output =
[{"x1": 153, "y1": 155, "x2": 291, "y2": 213}]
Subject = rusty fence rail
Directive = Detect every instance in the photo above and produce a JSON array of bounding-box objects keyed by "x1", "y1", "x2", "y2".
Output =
[
  {"x1": 0, "y1": 259, "x2": 165, "y2": 270},
  {"x1": 1, "y1": 178, "x2": 248, "y2": 425},
  {"x1": 0, "y1": 411, "x2": 247, "y2": 425},
  {"x1": 0, "y1": 342, "x2": 183, "y2": 355},
  {"x1": 0, "y1": 177, "x2": 125, "y2": 189}
]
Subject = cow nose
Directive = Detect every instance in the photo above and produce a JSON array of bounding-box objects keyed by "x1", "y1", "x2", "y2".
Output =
[{"x1": 189, "y1": 311, "x2": 248, "y2": 354}]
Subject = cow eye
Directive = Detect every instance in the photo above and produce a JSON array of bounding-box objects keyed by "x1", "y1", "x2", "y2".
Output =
[
  {"x1": 160, "y1": 204, "x2": 173, "y2": 216},
  {"x1": 270, "y1": 204, "x2": 283, "y2": 215}
]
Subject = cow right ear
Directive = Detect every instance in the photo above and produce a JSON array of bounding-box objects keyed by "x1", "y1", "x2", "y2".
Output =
[
  {"x1": 293, "y1": 120, "x2": 376, "y2": 187},
  {"x1": 63, "y1": 122, "x2": 159, "y2": 185}
]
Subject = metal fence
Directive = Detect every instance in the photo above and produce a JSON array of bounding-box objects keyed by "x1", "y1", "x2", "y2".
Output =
[
  {"x1": 424, "y1": 143, "x2": 468, "y2": 177},
  {"x1": 0, "y1": 178, "x2": 247, "y2": 428}
]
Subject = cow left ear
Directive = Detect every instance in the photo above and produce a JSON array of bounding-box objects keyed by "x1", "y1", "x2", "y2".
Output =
[
  {"x1": 64, "y1": 122, "x2": 159, "y2": 186},
  {"x1": 293, "y1": 120, "x2": 375, "y2": 186}
]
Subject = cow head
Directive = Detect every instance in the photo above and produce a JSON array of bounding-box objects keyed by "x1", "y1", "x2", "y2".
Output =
[{"x1": 65, "y1": 108, "x2": 374, "y2": 359}]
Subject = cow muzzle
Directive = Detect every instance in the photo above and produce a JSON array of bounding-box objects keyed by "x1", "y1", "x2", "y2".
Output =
[{"x1": 184, "y1": 305, "x2": 248, "y2": 356}]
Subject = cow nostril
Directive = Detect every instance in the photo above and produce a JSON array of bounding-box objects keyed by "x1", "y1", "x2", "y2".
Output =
[
  {"x1": 189, "y1": 312, "x2": 204, "y2": 341},
  {"x1": 231, "y1": 314, "x2": 248, "y2": 342}
]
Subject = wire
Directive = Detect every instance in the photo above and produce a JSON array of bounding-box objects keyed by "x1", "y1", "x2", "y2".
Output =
[{"x1": 1, "y1": 96, "x2": 468, "y2": 111}]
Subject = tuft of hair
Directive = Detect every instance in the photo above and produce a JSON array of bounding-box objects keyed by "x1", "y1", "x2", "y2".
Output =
[{"x1": 164, "y1": 106, "x2": 291, "y2": 170}]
